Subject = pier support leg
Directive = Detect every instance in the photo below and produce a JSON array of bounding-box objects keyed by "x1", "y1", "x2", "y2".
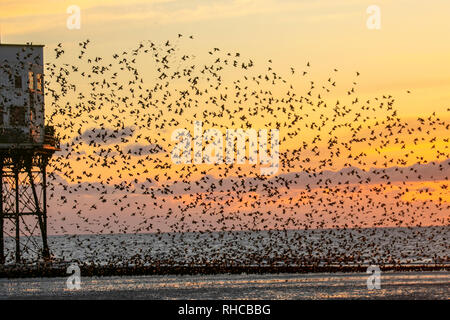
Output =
[
  {"x1": 27, "y1": 158, "x2": 50, "y2": 261},
  {"x1": 14, "y1": 165, "x2": 20, "y2": 264},
  {"x1": 42, "y1": 159, "x2": 49, "y2": 260}
]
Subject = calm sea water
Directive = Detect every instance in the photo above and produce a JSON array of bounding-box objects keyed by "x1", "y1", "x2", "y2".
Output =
[
  {"x1": 0, "y1": 271, "x2": 449, "y2": 299},
  {"x1": 2, "y1": 226, "x2": 449, "y2": 266}
]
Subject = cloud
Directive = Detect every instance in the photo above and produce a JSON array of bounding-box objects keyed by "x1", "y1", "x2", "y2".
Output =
[
  {"x1": 75, "y1": 126, "x2": 135, "y2": 145},
  {"x1": 164, "y1": 158, "x2": 450, "y2": 196},
  {"x1": 1, "y1": 0, "x2": 365, "y2": 36},
  {"x1": 123, "y1": 142, "x2": 165, "y2": 155},
  {"x1": 52, "y1": 157, "x2": 450, "y2": 196}
]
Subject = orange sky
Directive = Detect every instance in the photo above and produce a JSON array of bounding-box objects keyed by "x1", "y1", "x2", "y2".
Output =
[{"x1": 2, "y1": 0, "x2": 450, "y2": 116}]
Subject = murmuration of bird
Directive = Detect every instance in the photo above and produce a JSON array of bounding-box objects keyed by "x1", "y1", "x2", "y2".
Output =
[{"x1": 1, "y1": 36, "x2": 448, "y2": 268}]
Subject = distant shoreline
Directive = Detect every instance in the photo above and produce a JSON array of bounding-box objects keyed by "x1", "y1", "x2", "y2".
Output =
[{"x1": 0, "y1": 264, "x2": 448, "y2": 279}]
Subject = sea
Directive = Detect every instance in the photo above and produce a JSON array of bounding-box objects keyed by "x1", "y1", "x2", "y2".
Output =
[{"x1": 2, "y1": 226, "x2": 449, "y2": 266}]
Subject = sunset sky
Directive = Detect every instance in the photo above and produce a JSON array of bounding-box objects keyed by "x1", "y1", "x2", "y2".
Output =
[
  {"x1": 2, "y1": 0, "x2": 450, "y2": 117},
  {"x1": 1, "y1": 0, "x2": 449, "y2": 235}
]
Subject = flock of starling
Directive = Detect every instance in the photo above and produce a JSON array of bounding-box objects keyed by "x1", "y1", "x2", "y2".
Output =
[{"x1": 3, "y1": 35, "x2": 449, "y2": 267}]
